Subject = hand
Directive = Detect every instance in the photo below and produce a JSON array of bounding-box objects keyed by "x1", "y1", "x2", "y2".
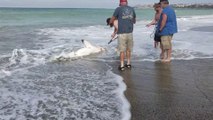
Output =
[
  {"x1": 155, "y1": 29, "x2": 161, "y2": 36},
  {"x1": 111, "y1": 33, "x2": 116, "y2": 38},
  {"x1": 146, "y1": 24, "x2": 151, "y2": 27}
]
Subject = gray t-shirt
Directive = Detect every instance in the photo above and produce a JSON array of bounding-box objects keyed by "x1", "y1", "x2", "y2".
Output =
[{"x1": 113, "y1": 5, "x2": 136, "y2": 34}]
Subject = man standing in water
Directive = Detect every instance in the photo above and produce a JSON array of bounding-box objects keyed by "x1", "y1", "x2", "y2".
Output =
[
  {"x1": 110, "y1": 0, "x2": 136, "y2": 71},
  {"x1": 158, "y1": 0, "x2": 178, "y2": 62},
  {"x1": 146, "y1": 3, "x2": 163, "y2": 58}
]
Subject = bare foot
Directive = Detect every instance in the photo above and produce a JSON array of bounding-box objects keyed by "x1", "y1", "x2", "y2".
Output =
[
  {"x1": 161, "y1": 58, "x2": 171, "y2": 63},
  {"x1": 160, "y1": 53, "x2": 164, "y2": 59},
  {"x1": 161, "y1": 59, "x2": 166, "y2": 62},
  {"x1": 164, "y1": 59, "x2": 171, "y2": 63}
]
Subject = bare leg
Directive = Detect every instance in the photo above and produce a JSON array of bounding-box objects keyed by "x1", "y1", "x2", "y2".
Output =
[
  {"x1": 165, "y1": 48, "x2": 172, "y2": 62},
  {"x1": 169, "y1": 45, "x2": 172, "y2": 60},
  {"x1": 126, "y1": 50, "x2": 131, "y2": 65},
  {"x1": 154, "y1": 41, "x2": 158, "y2": 48},
  {"x1": 120, "y1": 52, "x2": 125, "y2": 67},
  {"x1": 160, "y1": 44, "x2": 164, "y2": 59},
  {"x1": 161, "y1": 49, "x2": 167, "y2": 62},
  {"x1": 165, "y1": 43, "x2": 172, "y2": 62},
  {"x1": 161, "y1": 50, "x2": 171, "y2": 63}
]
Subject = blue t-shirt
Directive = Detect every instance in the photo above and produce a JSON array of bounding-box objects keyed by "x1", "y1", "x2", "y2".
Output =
[
  {"x1": 158, "y1": 5, "x2": 178, "y2": 35},
  {"x1": 113, "y1": 6, "x2": 136, "y2": 34}
]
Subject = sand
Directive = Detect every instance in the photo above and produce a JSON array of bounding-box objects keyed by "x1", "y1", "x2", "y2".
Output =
[{"x1": 110, "y1": 59, "x2": 213, "y2": 120}]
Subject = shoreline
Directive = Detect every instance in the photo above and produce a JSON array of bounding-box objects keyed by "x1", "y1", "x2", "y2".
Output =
[{"x1": 109, "y1": 58, "x2": 213, "y2": 120}]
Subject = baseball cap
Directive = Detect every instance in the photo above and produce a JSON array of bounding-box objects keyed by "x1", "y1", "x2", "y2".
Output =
[
  {"x1": 153, "y1": 3, "x2": 161, "y2": 8},
  {"x1": 160, "y1": 0, "x2": 168, "y2": 2},
  {"x1": 120, "y1": 0, "x2": 127, "y2": 3}
]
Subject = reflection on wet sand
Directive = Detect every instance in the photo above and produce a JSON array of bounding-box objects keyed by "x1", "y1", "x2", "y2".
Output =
[{"x1": 110, "y1": 59, "x2": 213, "y2": 120}]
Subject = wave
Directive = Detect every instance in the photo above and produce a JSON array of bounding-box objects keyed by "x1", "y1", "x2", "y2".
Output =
[
  {"x1": 0, "y1": 49, "x2": 47, "y2": 78},
  {"x1": 2, "y1": 14, "x2": 213, "y2": 77},
  {"x1": 0, "y1": 58, "x2": 130, "y2": 120},
  {"x1": 36, "y1": 15, "x2": 213, "y2": 62},
  {"x1": 0, "y1": 40, "x2": 106, "y2": 78}
]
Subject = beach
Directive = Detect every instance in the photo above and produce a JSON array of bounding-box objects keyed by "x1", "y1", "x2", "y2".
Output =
[
  {"x1": 110, "y1": 59, "x2": 213, "y2": 120},
  {"x1": 0, "y1": 8, "x2": 213, "y2": 119}
]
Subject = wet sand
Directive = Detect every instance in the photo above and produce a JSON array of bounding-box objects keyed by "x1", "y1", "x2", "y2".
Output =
[{"x1": 110, "y1": 59, "x2": 213, "y2": 120}]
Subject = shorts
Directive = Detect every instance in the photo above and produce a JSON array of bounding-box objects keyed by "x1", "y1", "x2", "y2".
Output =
[
  {"x1": 117, "y1": 33, "x2": 133, "y2": 52},
  {"x1": 161, "y1": 35, "x2": 173, "y2": 50},
  {"x1": 154, "y1": 31, "x2": 161, "y2": 42}
]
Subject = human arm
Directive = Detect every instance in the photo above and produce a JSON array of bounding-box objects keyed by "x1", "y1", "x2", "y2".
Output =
[
  {"x1": 133, "y1": 9, "x2": 136, "y2": 24},
  {"x1": 146, "y1": 19, "x2": 157, "y2": 27},
  {"x1": 109, "y1": 16, "x2": 116, "y2": 27},
  {"x1": 111, "y1": 20, "x2": 118, "y2": 38},
  {"x1": 110, "y1": 7, "x2": 119, "y2": 26},
  {"x1": 146, "y1": 12, "x2": 158, "y2": 27},
  {"x1": 159, "y1": 13, "x2": 167, "y2": 32},
  {"x1": 109, "y1": 8, "x2": 118, "y2": 38},
  {"x1": 110, "y1": 8, "x2": 119, "y2": 38}
]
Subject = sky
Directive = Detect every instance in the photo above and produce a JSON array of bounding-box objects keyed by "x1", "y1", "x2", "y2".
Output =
[{"x1": 0, "y1": 0, "x2": 212, "y2": 8}]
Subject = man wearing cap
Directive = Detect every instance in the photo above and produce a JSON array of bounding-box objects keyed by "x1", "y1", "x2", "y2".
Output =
[
  {"x1": 158, "y1": 0, "x2": 178, "y2": 62},
  {"x1": 146, "y1": 3, "x2": 163, "y2": 58},
  {"x1": 109, "y1": 0, "x2": 136, "y2": 71}
]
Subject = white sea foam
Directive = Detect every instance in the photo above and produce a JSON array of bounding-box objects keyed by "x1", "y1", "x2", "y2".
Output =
[
  {"x1": 1, "y1": 69, "x2": 11, "y2": 76},
  {"x1": 34, "y1": 15, "x2": 213, "y2": 63},
  {"x1": 0, "y1": 48, "x2": 48, "y2": 78},
  {"x1": 112, "y1": 73, "x2": 131, "y2": 120},
  {"x1": 0, "y1": 60, "x2": 130, "y2": 120},
  {"x1": 0, "y1": 14, "x2": 210, "y2": 67}
]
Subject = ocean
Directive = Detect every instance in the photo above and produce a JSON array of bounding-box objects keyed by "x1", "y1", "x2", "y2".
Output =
[{"x1": 0, "y1": 8, "x2": 213, "y2": 120}]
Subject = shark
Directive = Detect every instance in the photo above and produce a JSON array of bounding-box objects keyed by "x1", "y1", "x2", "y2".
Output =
[{"x1": 54, "y1": 40, "x2": 105, "y2": 61}]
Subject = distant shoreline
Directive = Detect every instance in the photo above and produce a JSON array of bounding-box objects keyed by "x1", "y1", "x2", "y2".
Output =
[
  {"x1": 134, "y1": 3, "x2": 213, "y2": 9},
  {"x1": 0, "y1": 4, "x2": 213, "y2": 9}
]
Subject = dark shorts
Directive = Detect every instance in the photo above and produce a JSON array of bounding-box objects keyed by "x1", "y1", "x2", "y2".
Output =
[{"x1": 154, "y1": 32, "x2": 161, "y2": 42}]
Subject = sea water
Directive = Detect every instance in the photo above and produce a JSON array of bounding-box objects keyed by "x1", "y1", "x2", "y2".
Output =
[{"x1": 0, "y1": 8, "x2": 213, "y2": 120}]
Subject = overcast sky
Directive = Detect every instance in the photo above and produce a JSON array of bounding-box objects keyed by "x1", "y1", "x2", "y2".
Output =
[{"x1": 0, "y1": 0, "x2": 212, "y2": 8}]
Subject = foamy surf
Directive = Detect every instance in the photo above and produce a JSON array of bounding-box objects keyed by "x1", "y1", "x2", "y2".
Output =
[
  {"x1": 0, "y1": 48, "x2": 47, "y2": 78},
  {"x1": 0, "y1": 60, "x2": 130, "y2": 120},
  {"x1": 112, "y1": 71, "x2": 131, "y2": 120},
  {"x1": 36, "y1": 14, "x2": 213, "y2": 62},
  {"x1": 1, "y1": 8, "x2": 213, "y2": 120}
]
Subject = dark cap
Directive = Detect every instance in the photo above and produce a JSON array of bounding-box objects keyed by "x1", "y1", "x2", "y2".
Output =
[
  {"x1": 160, "y1": 0, "x2": 168, "y2": 2},
  {"x1": 106, "y1": 18, "x2": 111, "y2": 26},
  {"x1": 153, "y1": 3, "x2": 161, "y2": 8}
]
